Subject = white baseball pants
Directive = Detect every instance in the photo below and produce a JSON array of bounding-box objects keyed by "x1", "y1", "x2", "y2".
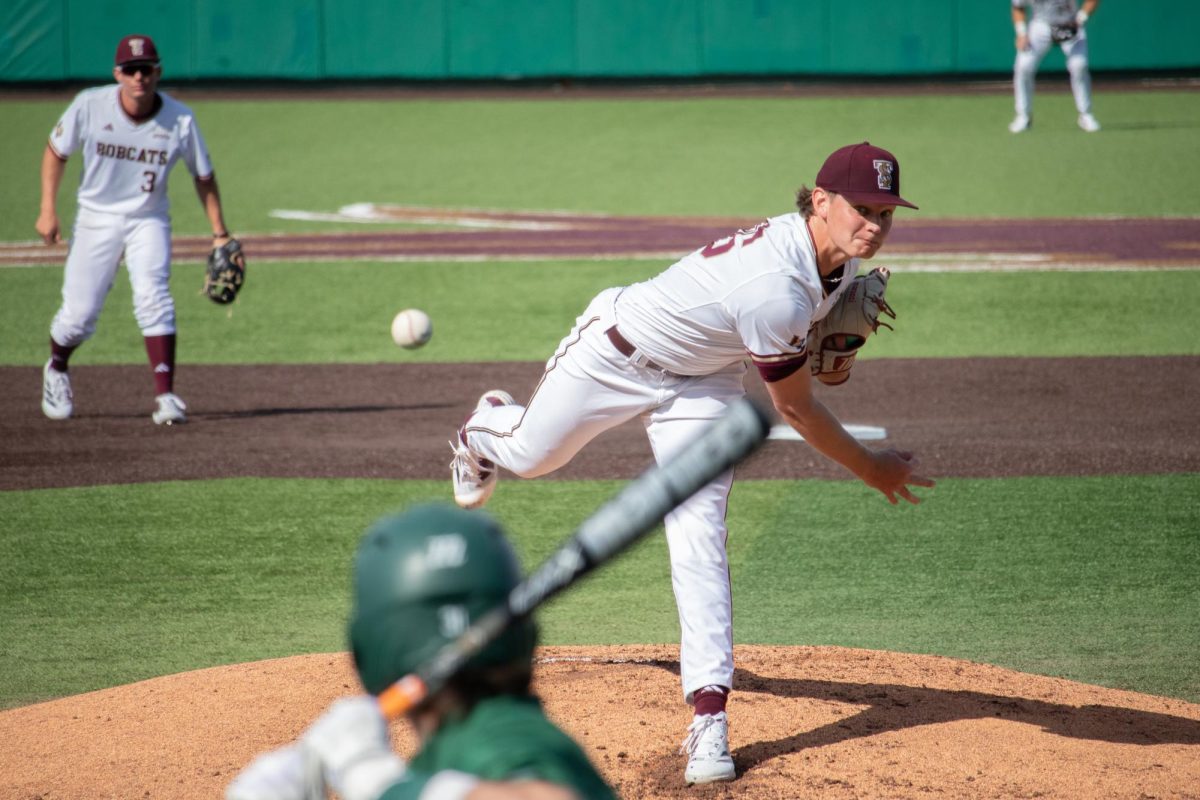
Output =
[
  {"x1": 1013, "y1": 20, "x2": 1093, "y2": 117},
  {"x1": 50, "y1": 208, "x2": 176, "y2": 347},
  {"x1": 464, "y1": 287, "x2": 747, "y2": 702}
]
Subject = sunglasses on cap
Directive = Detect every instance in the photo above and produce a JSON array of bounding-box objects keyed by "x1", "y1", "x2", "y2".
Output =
[{"x1": 119, "y1": 62, "x2": 157, "y2": 76}]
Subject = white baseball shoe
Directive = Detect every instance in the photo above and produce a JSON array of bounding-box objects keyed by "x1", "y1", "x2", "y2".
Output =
[
  {"x1": 477, "y1": 389, "x2": 515, "y2": 411},
  {"x1": 449, "y1": 390, "x2": 513, "y2": 509},
  {"x1": 1078, "y1": 113, "x2": 1101, "y2": 132},
  {"x1": 681, "y1": 712, "x2": 736, "y2": 785},
  {"x1": 42, "y1": 361, "x2": 73, "y2": 420},
  {"x1": 152, "y1": 392, "x2": 188, "y2": 425},
  {"x1": 1008, "y1": 114, "x2": 1031, "y2": 133}
]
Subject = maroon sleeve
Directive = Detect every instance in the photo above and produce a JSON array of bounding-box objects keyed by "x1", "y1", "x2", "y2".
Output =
[{"x1": 751, "y1": 352, "x2": 808, "y2": 383}]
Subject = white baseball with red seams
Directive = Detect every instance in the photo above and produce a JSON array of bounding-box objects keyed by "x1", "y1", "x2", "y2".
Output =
[{"x1": 392, "y1": 308, "x2": 432, "y2": 349}]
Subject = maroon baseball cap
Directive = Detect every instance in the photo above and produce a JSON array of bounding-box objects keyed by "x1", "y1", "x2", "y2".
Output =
[
  {"x1": 115, "y1": 35, "x2": 160, "y2": 66},
  {"x1": 815, "y1": 142, "x2": 918, "y2": 209}
]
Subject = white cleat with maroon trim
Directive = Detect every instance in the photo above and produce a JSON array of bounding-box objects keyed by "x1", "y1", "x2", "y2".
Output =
[
  {"x1": 449, "y1": 389, "x2": 514, "y2": 509},
  {"x1": 681, "y1": 712, "x2": 736, "y2": 785}
]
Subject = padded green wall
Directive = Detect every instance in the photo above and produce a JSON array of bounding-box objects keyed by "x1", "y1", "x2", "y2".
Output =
[{"x1": 0, "y1": 0, "x2": 1193, "y2": 81}]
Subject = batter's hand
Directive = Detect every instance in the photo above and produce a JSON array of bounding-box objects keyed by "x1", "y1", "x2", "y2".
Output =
[
  {"x1": 36, "y1": 211, "x2": 61, "y2": 245},
  {"x1": 862, "y1": 449, "x2": 935, "y2": 505},
  {"x1": 302, "y1": 696, "x2": 406, "y2": 800},
  {"x1": 225, "y1": 744, "x2": 324, "y2": 800}
]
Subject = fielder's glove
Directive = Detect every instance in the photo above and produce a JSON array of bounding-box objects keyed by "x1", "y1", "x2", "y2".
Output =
[
  {"x1": 1050, "y1": 22, "x2": 1079, "y2": 43},
  {"x1": 806, "y1": 267, "x2": 895, "y2": 386},
  {"x1": 205, "y1": 237, "x2": 246, "y2": 304}
]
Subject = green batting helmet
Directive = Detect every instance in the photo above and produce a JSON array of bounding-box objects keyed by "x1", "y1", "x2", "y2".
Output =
[{"x1": 348, "y1": 503, "x2": 537, "y2": 697}]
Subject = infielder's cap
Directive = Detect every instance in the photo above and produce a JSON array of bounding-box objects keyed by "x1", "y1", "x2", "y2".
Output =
[
  {"x1": 816, "y1": 142, "x2": 918, "y2": 209},
  {"x1": 115, "y1": 35, "x2": 160, "y2": 66}
]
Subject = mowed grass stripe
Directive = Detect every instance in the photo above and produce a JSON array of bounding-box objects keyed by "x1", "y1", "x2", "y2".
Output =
[
  {"x1": 2, "y1": 475, "x2": 1197, "y2": 709},
  {"x1": 3, "y1": 89, "x2": 1200, "y2": 240},
  {"x1": 2, "y1": 263, "x2": 1199, "y2": 365}
]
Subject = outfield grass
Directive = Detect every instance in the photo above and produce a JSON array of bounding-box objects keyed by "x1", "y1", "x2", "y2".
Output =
[
  {"x1": 2, "y1": 88, "x2": 1199, "y2": 244},
  {"x1": 2, "y1": 475, "x2": 1197, "y2": 709},
  {"x1": 2, "y1": 261, "x2": 1199, "y2": 366}
]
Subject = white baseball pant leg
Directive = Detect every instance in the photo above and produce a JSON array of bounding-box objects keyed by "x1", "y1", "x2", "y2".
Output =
[
  {"x1": 1062, "y1": 33, "x2": 1093, "y2": 115},
  {"x1": 123, "y1": 215, "x2": 175, "y2": 336},
  {"x1": 465, "y1": 287, "x2": 671, "y2": 478},
  {"x1": 50, "y1": 209, "x2": 127, "y2": 347},
  {"x1": 1013, "y1": 20, "x2": 1055, "y2": 118},
  {"x1": 643, "y1": 376, "x2": 745, "y2": 703}
]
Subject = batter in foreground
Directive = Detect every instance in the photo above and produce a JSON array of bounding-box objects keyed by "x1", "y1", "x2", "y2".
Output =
[
  {"x1": 227, "y1": 504, "x2": 616, "y2": 800},
  {"x1": 449, "y1": 142, "x2": 936, "y2": 785},
  {"x1": 37, "y1": 34, "x2": 239, "y2": 425}
]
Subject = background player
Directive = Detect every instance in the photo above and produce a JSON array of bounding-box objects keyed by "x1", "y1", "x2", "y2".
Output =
[
  {"x1": 226, "y1": 503, "x2": 616, "y2": 800},
  {"x1": 1009, "y1": 0, "x2": 1102, "y2": 133},
  {"x1": 37, "y1": 34, "x2": 239, "y2": 424},
  {"x1": 449, "y1": 142, "x2": 936, "y2": 784}
]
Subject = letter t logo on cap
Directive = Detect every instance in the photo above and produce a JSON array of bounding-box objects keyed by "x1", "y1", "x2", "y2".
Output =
[{"x1": 873, "y1": 159, "x2": 896, "y2": 191}]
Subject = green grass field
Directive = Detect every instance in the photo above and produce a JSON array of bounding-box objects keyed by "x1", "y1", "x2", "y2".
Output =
[
  {"x1": 1, "y1": 85, "x2": 1198, "y2": 710},
  {"x1": 2, "y1": 88, "x2": 1200, "y2": 241},
  {"x1": 3, "y1": 264, "x2": 1200, "y2": 365}
]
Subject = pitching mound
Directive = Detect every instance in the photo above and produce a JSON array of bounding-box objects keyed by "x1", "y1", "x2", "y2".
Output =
[{"x1": 3, "y1": 646, "x2": 1198, "y2": 799}]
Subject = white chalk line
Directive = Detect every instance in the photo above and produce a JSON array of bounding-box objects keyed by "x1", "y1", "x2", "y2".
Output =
[
  {"x1": 536, "y1": 655, "x2": 666, "y2": 665},
  {"x1": 769, "y1": 424, "x2": 887, "y2": 442}
]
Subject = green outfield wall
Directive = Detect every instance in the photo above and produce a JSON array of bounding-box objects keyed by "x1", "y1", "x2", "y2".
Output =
[{"x1": 1, "y1": 0, "x2": 1193, "y2": 82}]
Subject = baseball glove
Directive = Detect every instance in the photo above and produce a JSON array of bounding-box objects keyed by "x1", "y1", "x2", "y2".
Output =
[
  {"x1": 1050, "y1": 23, "x2": 1079, "y2": 43},
  {"x1": 204, "y1": 238, "x2": 245, "y2": 305},
  {"x1": 806, "y1": 267, "x2": 895, "y2": 386}
]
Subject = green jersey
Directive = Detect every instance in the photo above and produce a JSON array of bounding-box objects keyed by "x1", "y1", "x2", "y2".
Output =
[{"x1": 379, "y1": 694, "x2": 616, "y2": 800}]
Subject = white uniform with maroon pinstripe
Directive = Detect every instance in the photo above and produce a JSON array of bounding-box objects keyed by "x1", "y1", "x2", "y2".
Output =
[
  {"x1": 463, "y1": 212, "x2": 858, "y2": 701},
  {"x1": 47, "y1": 85, "x2": 213, "y2": 348}
]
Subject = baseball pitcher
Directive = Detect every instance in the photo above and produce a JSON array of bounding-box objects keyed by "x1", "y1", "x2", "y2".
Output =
[{"x1": 448, "y1": 143, "x2": 936, "y2": 784}]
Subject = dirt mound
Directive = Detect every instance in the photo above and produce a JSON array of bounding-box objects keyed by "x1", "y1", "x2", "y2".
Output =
[{"x1": 3, "y1": 645, "x2": 1198, "y2": 799}]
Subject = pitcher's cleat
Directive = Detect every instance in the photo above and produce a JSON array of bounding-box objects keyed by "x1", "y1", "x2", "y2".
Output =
[{"x1": 42, "y1": 361, "x2": 74, "y2": 420}]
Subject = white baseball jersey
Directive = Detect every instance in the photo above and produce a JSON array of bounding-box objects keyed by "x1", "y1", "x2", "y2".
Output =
[
  {"x1": 614, "y1": 212, "x2": 859, "y2": 379},
  {"x1": 1013, "y1": 0, "x2": 1080, "y2": 26},
  {"x1": 49, "y1": 85, "x2": 213, "y2": 217}
]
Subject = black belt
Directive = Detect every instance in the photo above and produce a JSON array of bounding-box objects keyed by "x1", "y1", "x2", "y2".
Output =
[{"x1": 605, "y1": 326, "x2": 684, "y2": 377}]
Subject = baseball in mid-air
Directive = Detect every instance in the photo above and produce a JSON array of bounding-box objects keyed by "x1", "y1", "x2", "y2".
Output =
[{"x1": 391, "y1": 308, "x2": 433, "y2": 349}]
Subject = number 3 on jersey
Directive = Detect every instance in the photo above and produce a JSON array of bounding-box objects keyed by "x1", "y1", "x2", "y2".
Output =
[{"x1": 701, "y1": 220, "x2": 770, "y2": 258}]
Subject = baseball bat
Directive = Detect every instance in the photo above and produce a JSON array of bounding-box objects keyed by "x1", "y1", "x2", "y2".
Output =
[{"x1": 377, "y1": 396, "x2": 773, "y2": 719}]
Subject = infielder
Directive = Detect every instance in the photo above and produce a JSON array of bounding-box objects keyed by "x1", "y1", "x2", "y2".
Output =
[
  {"x1": 449, "y1": 142, "x2": 935, "y2": 784},
  {"x1": 1009, "y1": 0, "x2": 1101, "y2": 133},
  {"x1": 37, "y1": 34, "x2": 239, "y2": 424},
  {"x1": 226, "y1": 503, "x2": 616, "y2": 800}
]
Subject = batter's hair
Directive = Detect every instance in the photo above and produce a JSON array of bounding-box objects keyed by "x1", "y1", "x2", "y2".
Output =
[
  {"x1": 795, "y1": 186, "x2": 815, "y2": 218},
  {"x1": 442, "y1": 659, "x2": 535, "y2": 710}
]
